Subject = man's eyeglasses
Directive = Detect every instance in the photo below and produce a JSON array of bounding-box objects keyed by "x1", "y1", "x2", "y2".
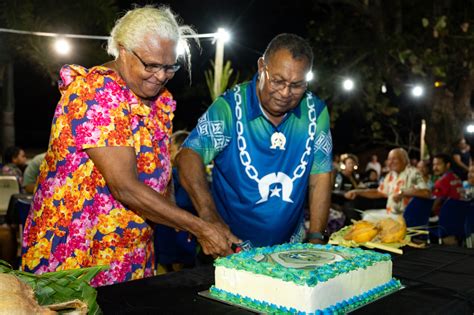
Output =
[
  {"x1": 264, "y1": 65, "x2": 307, "y2": 94},
  {"x1": 131, "y1": 50, "x2": 181, "y2": 74}
]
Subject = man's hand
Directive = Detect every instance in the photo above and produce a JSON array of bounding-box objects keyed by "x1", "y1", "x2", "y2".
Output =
[
  {"x1": 214, "y1": 221, "x2": 241, "y2": 246},
  {"x1": 344, "y1": 190, "x2": 357, "y2": 200},
  {"x1": 392, "y1": 190, "x2": 404, "y2": 202}
]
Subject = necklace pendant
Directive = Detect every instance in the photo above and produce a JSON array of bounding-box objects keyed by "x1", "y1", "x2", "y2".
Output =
[{"x1": 270, "y1": 131, "x2": 286, "y2": 150}]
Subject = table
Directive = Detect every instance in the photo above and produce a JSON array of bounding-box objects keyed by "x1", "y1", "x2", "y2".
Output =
[{"x1": 97, "y1": 245, "x2": 474, "y2": 314}]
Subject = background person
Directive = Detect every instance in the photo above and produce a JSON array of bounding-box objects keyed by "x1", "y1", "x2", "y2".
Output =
[
  {"x1": 21, "y1": 5, "x2": 237, "y2": 287},
  {"x1": 22, "y1": 152, "x2": 46, "y2": 194},
  {"x1": 431, "y1": 153, "x2": 462, "y2": 216},
  {"x1": 1, "y1": 146, "x2": 27, "y2": 188},
  {"x1": 365, "y1": 154, "x2": 381, "y2": 178},
  {"x1": 177, "y1": 33, "x2": 333, "y2": 247},
  {"x1": 452, "y1": 138, "x2": 472, "y2": 181},
  {"x1": 416, "y1": 159, "x2": 434, "y2": 189},
  {"x1": 462, "y1": 164, "x2": 474, "y2": 200},
  {"x1": 333, "y1": 153, "x2": 359, "y2": 192},
  {"x1": 360, "y1": 169, "x2": 380, "y2": 189},
  {"x1": 345, "y1": 148, "x2": 430, "y2": 217}
]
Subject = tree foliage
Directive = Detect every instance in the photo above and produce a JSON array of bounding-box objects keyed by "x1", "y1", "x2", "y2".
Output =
[
  {"x1": 0, "y1": 0, "x2": 119, "y2": 82},
  {"x1": 204, "y1": 60, "x2": 240, "y2": 101},
  {"x1": 307, "y1": 0, "x2": 474, "y2": 155}
]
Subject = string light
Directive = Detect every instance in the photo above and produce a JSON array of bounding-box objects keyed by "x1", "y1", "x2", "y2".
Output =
[
  {"x1": 0, "y1": 27, "x2": 109, "y2": 40},
  {"x1": 0, "y1": 27, "x2": 224, "y2": 40}
]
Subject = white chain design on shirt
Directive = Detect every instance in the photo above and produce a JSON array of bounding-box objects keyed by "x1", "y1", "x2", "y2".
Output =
[{"x1": 234, "y1": 85, "x2": 316, "y2": 184}]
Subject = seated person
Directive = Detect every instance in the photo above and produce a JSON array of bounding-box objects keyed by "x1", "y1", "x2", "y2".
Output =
[
  {"x1": 345, "y1": 148, "x2": 430, "y2": 220},
  {"x1": 431, "y1": 153, "x2": 462, "y2": 216},
  {"x1": 333, "y1": 154, "x2": 360, "y2": 192},
  {"x1": 22, "y1": 152, "x2": 46, "y2": 194},
  {"x1": 462, "y1": 164, "x2": 474, "y2": 200},
  {"x1": 1, "y1": 146, "x2": 27, "y2": 188},
  {"x1": 360, "y1": 168, "x2": 380, "y2": 189},
  {"x1": 416, "y1": 159, "x2": 434, "y2": 189},
  {"x1": 1, "y1": 146, "x2": 27, "y2": 265}
]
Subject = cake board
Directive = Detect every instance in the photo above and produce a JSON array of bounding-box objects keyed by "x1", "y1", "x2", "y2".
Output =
[{"x1": 198, "y1": 285, "x2": 404, "y2": 314}]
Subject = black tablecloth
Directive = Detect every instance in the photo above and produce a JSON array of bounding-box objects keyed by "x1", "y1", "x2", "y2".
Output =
[{"x1": 97, "y1": 246, "x2": 474, "y2": 315}]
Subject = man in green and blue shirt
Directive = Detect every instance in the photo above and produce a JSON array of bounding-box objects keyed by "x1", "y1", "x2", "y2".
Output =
[{"x1": 177, "y1": 33, "x2": 332, "y2": 249}]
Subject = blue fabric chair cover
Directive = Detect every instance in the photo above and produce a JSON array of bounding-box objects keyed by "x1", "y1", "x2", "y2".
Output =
[
  {"x1": 403, "y1": 197, "x2": 434, "y2": 228},
  {"x1": 431, "y1": 199, "x2": 473, "y2": 242}
]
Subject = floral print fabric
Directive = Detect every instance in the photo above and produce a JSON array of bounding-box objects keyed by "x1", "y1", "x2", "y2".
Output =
[
  {"x1": 378, "y1": 166, "x2": 428, "y2": 214},
  {"x1": 22, "y1": 65, "x2": 175, "y2": 286}
]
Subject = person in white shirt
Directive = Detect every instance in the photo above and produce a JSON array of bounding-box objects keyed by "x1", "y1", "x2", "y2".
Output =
[
  {"x1": 345, "y1": 148, "x2": 430, "y2": 220},
  {"x1": 365, "y1": 154, "x2": 381, "y2": 178}
]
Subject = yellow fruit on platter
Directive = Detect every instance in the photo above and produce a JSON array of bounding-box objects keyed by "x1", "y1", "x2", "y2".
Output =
[
  {"x1": 377, "y1": 216, "x2": 407, "y2": 243},
  {"x1": 344, "y1": 220, "x2": 378, "y2": 243}
]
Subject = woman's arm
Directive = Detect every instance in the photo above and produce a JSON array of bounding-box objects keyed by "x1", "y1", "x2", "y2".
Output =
[{"x1": 86, "y1": 146, "x2": 234, "y2": 257}]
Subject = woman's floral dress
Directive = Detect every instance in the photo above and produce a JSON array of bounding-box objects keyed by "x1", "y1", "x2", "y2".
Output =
[{"x1": 22, "y1": 65, "x2": 175, "y2": 286}]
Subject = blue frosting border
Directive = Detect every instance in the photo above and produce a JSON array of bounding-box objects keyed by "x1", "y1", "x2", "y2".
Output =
[{"x1": 210, "y1": 278, "x2": 402, "y2": 314}]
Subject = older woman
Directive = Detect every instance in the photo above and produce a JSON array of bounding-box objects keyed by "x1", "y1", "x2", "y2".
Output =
[{"x1": 22, "y1": 5, "x2": 237, "y2": 286}]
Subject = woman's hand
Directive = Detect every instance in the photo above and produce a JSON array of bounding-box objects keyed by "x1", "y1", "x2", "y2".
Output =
[{"x1": 195, "y1": 221, "x2": 239, "y2": 258}]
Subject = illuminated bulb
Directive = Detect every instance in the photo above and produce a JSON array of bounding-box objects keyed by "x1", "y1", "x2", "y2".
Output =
[
  {"x1": 342, "y1": 78, "x2": 354, "y2": 91},
  {"x1": 54, "y1": 38, "x2": 71, "y2": 55},
  {"x1": 216, "y1": 28, "x2": 230, "y2": 43},
  {"x1": 306, "y1": 71, "x2": 314, "y2": 82},
  {"x1": 411, "y1": 85, "x2": 423, "y2": 97},
  {"x1": 467, "y1": 124, "x2": 474, "y2": 133},
  {"x1": 381, "y1": 84, "x2": 387, "y2": 93}
]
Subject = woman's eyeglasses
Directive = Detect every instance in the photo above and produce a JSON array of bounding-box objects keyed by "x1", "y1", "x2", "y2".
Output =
[{"x1": 131, "y1": 50, "x2": 181, "y2": 74}]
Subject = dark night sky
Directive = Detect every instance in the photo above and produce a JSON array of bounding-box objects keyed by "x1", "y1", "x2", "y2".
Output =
[{"x1": 12, "y1": 0, "x2": 315, "y2": 152}]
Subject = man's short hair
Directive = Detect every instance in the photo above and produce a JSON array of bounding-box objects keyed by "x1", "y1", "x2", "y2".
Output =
[
  {"x1": 433, "y1": 153, "x2": 452, "y2": 165},
  {"x1": 263, "y1": 33, "x2": 313, "y2": 66},
  {"x1": 3, "y1": 146, "x2": 21, "y2": 164}
]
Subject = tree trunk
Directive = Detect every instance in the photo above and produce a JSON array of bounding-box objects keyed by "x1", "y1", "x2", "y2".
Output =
[
  {"x1": 425, "y1": 84, "x2": 471, "y2": 155},
  {"x1": 425, "y1": 89, "x2": 455, "y2": 155},
  {"x1": 1, "y1": 62, "x2": 15, "y2": 152}
]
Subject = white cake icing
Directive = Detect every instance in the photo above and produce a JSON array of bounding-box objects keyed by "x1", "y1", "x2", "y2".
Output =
[{"x1": 211, "y1": 244, "x2": 399, "y2": 314}]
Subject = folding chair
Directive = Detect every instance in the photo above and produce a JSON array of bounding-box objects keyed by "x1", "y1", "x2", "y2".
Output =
[
  {"x1": 430, "y1": 198, "x2": 473, "y2": 246},
  {"x1": 0, "y1": 176, "x2": 20, "y2": 216}
]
